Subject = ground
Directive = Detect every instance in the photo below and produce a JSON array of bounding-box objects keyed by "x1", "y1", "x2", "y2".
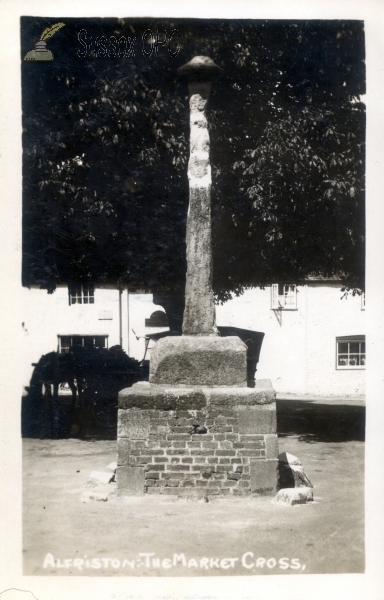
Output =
[{"x1": 22, "y1": 395, "x2": 365, "y2": 577}]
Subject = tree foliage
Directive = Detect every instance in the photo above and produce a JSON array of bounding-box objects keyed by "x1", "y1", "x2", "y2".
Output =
[{"x1": 22, "y1": 18, "x2": 365, "y2": 300}]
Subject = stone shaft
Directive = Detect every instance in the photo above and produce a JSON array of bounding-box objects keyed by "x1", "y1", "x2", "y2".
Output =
[{"x1": 183, "y1": 80, "x2": 218, "y2": 336}]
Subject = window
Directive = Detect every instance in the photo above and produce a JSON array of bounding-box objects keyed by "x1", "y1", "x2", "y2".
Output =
[
  {"x1": 336, "y1": 336, "x2": 365, "y2": 369},
  {"x1": 271, "y1": 283, "x2": 297, "y2": 310},
  {"x1": 58, "y1": 335, "x2": 108, "y2": 354},
  {"x1": 69, "y1": 283, "x2": 94, "y2": 305}
]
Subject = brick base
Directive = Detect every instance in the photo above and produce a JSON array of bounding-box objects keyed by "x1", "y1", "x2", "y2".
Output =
[{"x1": 117, "y1": 380, "x2": 279, "y2": 497}]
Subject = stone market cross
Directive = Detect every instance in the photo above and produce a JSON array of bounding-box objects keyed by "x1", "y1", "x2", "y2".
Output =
[{"x1": 116, "y1": 56, "x2": 279, "y2": 498}]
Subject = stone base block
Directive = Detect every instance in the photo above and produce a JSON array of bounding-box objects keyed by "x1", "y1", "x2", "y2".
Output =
[
  {"x1": 250, "y1": 459, "x2": 279, "y2": 495},
  {"x1": 116, "y1": 466, "x2": 145, "y2": 496},
  {"x1": 149, "y1": 336, "x2": 247, "y2": 387},
  {"x1": 274, "y1": 487, "x2": 314, "y2": 505},
  {"x1": 117, "y1": 380, "x2": 279, "y2": 497}
]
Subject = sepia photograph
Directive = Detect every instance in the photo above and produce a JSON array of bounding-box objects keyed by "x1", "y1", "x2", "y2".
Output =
[
  {"x1": 20, "y1": 14, "x2": 366, "y2": 577},
  {"x1": 1, "y1": 1, "x2": 384, "y2": 599}
]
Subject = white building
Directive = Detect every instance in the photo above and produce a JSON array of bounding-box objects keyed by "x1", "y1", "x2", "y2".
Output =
[
  {"x1": 215, "y1": 281, "x2": 365, "y2": 396},
  {"x1": 21, "y1": 280, "x2": 365, "y2": 397}
]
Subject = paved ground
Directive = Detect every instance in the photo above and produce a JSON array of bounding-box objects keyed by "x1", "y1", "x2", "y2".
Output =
[{"x1": 22, "y1": 396, "x2": 365, "y2": 577}]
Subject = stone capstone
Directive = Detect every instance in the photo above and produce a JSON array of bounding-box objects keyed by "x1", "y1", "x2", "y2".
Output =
[
  {"x1": 149, "y1": 336, "x2": 247, "y2": 387},
  {"x1": 274, "y1": 487, "x2": 314, "y2": 506},
  {"x1": 177, "y1": 56, "x2": 221, "y2": 82}
]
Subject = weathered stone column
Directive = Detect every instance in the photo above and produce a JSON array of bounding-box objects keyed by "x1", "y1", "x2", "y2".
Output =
[{"x1": 178, "y1": 57, "x2": 220, "y2": 336}]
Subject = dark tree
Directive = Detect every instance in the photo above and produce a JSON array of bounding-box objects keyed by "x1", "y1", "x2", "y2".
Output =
[{"x1": 22, "y1": 18, "x2": 365, "y2": 312}]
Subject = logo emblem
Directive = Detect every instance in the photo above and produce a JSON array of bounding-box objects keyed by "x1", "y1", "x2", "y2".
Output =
[{"x1": 24, "y1": 22, "x2": 66, "y2": 61}]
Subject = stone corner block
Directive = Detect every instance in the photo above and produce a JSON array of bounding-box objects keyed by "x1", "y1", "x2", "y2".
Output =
[
  {"x1": 250, "y1": 459, "x2": 279, "y2": 495},
  {"x1": 116, "y1": 466, "x2": 145, "y2": 496},
  {"x1": 265, "y1": 434, "x2": 279, "y2": 459},
  {"x1": 149, "y1": 335, "x2": 247, "y2": 387},
  {"x1": 237, "y1": 405, "x2": 277, "y2": 434},
  {"x1": 118, "y1": 409, "x2": 150, "y2": 439},
  {"x1": 274, "y1": 487, "x2": 314, "y2": 506}
]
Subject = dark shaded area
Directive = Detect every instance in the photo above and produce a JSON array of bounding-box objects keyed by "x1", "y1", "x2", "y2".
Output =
[
  {"x1": 276, "y1": 398, "x2": 365, "y2": 443},
  {"x1": 218, "y1": 327, "x2": 264, "y2": 381},
  {"x1": 21, "y1": 396, "x2": 120, "y2": 440},
  {"x1": 22, "y1": 346, "x2": 148, "y2": 439},
  {"x1": 22, "y1": 18, "x2": 365, "y2": 297}
]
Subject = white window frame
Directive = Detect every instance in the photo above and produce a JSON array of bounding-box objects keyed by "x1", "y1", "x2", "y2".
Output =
[
  {"x1": 58, "y1": 335, "x2": 109, "y2": 354},
  {"x1": 336, "y1": 336, "x2": 365, "y2": 370},
  {"x1": 361, "y1": 292, "x2": 365, "y2": 311},
  {"x1": 69, "y1": 283, "x2": 95, "y2": 305},
  {"x1": 271, "y1": 283, "x2": 297, "y2": 310}
]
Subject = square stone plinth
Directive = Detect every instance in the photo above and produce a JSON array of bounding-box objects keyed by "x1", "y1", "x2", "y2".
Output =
[
  {"x1": 149, "y1": 335, "x2": 247, "y2": 387},
  {"x1": 117, "y1": 380, "x2": 279, "y2": 497}
]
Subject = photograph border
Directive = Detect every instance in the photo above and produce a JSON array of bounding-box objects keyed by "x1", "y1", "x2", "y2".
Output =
[{"x1": 1, "y1": 0, "x2": 384, "y2": 599}]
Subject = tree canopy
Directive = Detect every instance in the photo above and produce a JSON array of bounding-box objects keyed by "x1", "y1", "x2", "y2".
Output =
[{"x1": 22, "y1": 18, "x2": 365, "y2": 302}]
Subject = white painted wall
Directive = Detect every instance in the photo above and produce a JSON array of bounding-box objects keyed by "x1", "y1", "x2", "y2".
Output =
[
  {"x1": 305, "y1": 283, "x2": 365, "y2": 395},
  {"x1": 216, "y1": 283, "x2": 365, "y2": 396}
]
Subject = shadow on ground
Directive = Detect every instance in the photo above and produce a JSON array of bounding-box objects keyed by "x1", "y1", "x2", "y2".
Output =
[
  {"x1": 276, "y1": 399, "x2": 365, "y2": 444},
  {"x1": 21, "y1": 395, "x2": 118, "y2": 441}
]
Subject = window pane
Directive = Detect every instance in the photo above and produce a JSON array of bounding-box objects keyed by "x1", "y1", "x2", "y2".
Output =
[
  {"x1": 60, "y1": 337, "x2": 71, "y2": 354},
  {"x1": 349, "y1": 354, "x2": 359, "y2": 366},
  {"x1": 361, "y1": 342, "x2": 365, "y2": 353},
  {"x1": 84, "y1": 336, "x2": 94, "y2": 349},
  {"x1": 72, "y1": 337, "x2": 82, "y2": 347},
  {"x1": 95, "y1": 336, "x2": 106, "y2": 348},
  {"x1": 338, "y1": 343, "x2": 348, "y2": 354},
  {"x1": 338, "y1": 355, "x2": 348, "y2": 366},
  {"x1": 349, "y1": 342, "x2": 359, "y2": 354}
]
